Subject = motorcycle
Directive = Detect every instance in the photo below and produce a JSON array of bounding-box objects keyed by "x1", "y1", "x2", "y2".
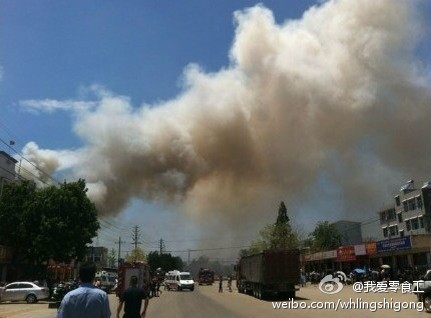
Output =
[{"x1": 51, "y1": 282, "x2": 78, "y2": 302}]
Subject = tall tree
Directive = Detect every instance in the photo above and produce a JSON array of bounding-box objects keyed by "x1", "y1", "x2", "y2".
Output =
[
  {"x1": 276, "y1": 201, "x2": 289, "y2": 225},
  {"x1": 308, "y1": 221, "x2": 342, "y2": 251},
  {"x1": 147, "y1": 251, "x2": 183, "y2": 272},
  {"x1": 0, "y1": 179, "x2": 99, "y2": 275},
  {"x1": 246, "y1": 201, "x2": 298, "y2": 255},
  {"x1": 107, "y1": 248, "x2": 117, "y2": 268},
  {"x1": 125, "y1": 247, "x2": 146, "y2": 262}
]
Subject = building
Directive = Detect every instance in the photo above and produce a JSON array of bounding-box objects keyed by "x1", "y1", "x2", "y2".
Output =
[
  {"x1": 0, "y1": 151, "x2": 18, "y2": 282},
  {"x1": 304, "y1": 180, "x2": 431, "y2": 275},
  {"x1": 378, "y1": 180, "x2": 431, "y2": 241},
  {"x1": 332, "y1": 220, "x2": 363, "y2": 245},
  {"x1": 0, "y1": 151, "x2": 18, "y2": 196},
  {"x1": 85, "y1": 246, "x2": 108, "y2": 267}
]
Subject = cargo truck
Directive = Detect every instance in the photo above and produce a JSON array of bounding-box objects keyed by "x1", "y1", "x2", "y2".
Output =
[{"x1": 236, "y1": 249, "x2": 300, "y2": 299}]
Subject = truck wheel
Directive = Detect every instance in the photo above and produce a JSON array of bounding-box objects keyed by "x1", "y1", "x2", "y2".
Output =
[
  {"x1": 286, "y1": 291, "x2": 295, "y2": 299},
  {"x1": 256, "y1": 288, "x2": 261, "y2": 299},
  {"x1": 424, "y1": 296, "x2": 431, "y2": 313},
  {"x1": 191, "y1": 286, "x2": 194, "y2": 291}
]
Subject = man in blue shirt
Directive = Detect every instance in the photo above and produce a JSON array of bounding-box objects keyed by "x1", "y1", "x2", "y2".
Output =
[{"x1": 57, "y1": 262, "x2": 111, "y2": 318}]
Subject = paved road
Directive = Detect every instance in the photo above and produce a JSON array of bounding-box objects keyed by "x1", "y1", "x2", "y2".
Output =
[{"x1": 0, "y1": 283, "x2": 427, "y2": 317}]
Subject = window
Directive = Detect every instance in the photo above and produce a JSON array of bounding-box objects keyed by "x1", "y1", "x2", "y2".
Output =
[
  {"x1": 383, "y1": 228, "x2": 388, "y2": 237},
  {"x1": 420, "y1": 216, "x2": 424, "y2": 228},
  {"x1": 395, "y1": 196, "x2": 401, "y2": 206},
  {"x1": 406, "y1": 220, "x2": 411, "y2": 231},
  {"x1": 403, "y1": 201, "x2": 408, "y2": 212},
  {"x1": 408, "y1": 199, "x2": 416, "y2": 211},
  {"x1": 397, "y1": 213, "x2": 403, "y2": 223},
  {"x1": 412, "y1": 218, "x2": 419, "y2": 230},
  {"x1": 400, "y1": 230, "x2": 404, "y2": 238},
  {"x1": 389, "y1": 225, "x2": 398, "y2": 236},
  {"x1": 417, "y1": 196, "x2": 423, "y2": 209},
  {"x1": 19, "y1": 283, "x2": 33, "y2": 289},
  {"x1": 6, "y1": 283, "x2": 20, "y2": 290}
]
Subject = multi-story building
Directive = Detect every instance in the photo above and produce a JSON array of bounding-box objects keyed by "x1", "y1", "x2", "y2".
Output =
[
  {"x1": 0, "y1": 151, "x2": 18, "y2": 196},
  {"x1": 378, "y1": 180, "x2": 431, "y2": 240},
  {"x1": 85, "y1": 246, "x2": 108, "y2": 267},
  {"x1": 0, "y1": 151, "x2": 17, "y2": 281},
  {"x1": 304, "y1": 180, "x2": 431, "y2": 273}
]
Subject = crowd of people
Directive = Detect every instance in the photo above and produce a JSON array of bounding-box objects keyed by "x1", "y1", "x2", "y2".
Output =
[{"x1": 304, "y1": 266, "x2": 426, "y2": 285}]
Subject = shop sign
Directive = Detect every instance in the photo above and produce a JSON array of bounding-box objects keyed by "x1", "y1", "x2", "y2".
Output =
[
  {"x1": 354, "y1": 244, "x2": 366, "y2": 256},
  {"x1": 322, "y1": 250, "x2": 337, "y2": 259},
  {"x1": 365, "y1": 242, "x2": 377, "y2": 254},
  {"x1": 376, "y1": 236, "x2": 411, "y2": 253},
  {"x1": 310, "y1": 252, "x2": 323, "y2": 261},
  {"x1": 337, "y1": 245, "x2": 356, "y2": 261}
]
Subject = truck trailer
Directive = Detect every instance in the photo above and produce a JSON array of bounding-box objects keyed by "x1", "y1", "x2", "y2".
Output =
[{"x1": 236, "y1": 249, "x2": 300, "y2": 299}]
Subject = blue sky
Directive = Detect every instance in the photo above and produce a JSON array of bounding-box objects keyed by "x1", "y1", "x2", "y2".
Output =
[
  {"x1": 1, "y1": 0, "x2": 315, "y2": 148},
  {"x1": 1, "y1": 0, "x2": 431, "y2": 261}
]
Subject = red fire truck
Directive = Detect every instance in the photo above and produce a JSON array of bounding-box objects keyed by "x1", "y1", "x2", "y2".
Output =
[
  {"x1": 198, "y1": 268, "x2": 215, "y2": 285},
  {"x1": 116, "y1": 261, "x2": 150, "y2": 297}
]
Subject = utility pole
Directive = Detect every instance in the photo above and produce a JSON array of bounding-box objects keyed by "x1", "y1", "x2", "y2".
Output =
[
  {"x1": 187, "y1": 249, "x2": 191, "y2": 266},
  {"x1": 116, "y1": 237, "x2": 126, "y2": 267},
  {"x1": 159, "y1": 238, "x2": 165, "y2": 255},
  {"x1": 131, "y1": 226, "x2": 142, "y2": 262}
]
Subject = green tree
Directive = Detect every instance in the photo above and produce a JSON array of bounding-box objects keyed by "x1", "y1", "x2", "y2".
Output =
[
  {"x1": 276, "y1": 201, "x2": 289, "y2": 224},
  {"x1": 147, "y1": 251, "x2": 184, "y2": 272},
  {"x1": 0, "y1": 179, "x2": 100, "y2": 275},
  {"x1": 246, "y1": 201, "x2": 298, "y2": 255},
  {"x1": 308, "y1": 221, "x2": 342, "y2": 251},
  {"x1": 125, "y1": 247, "x2": 146, "y2": 262},
  {"x1": 107, "y1": 248, "x2": 117, "y2": 268}
]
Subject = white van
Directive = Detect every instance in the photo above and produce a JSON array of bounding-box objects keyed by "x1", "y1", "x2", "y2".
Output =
[
  {"x1": 164, "y1": 270, "x2": 194, "y2": 291},
  {"x1": 95, "y1": 271, "x2": 117, "y2": 293}
]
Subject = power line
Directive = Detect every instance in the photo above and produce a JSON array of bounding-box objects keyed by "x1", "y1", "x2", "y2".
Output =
[
  {"x1": 0, "y1": 137, "x2": 61, "y2": 185},
  {"x1": 166, "y1": 245, "x2": 251, "y2": 253}
]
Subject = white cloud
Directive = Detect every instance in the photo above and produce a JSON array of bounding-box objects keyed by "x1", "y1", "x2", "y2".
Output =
[
  {"x1": 19, "y1": 1, "x2": 431, "y2": 233},
  {"x1": 19, "y1": 99, "x2": 97, "y2": 114}
]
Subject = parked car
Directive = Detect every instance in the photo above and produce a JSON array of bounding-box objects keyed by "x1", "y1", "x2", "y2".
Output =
[{"x1": 0, "y1": 282, "x2": 49, "y2": 304}]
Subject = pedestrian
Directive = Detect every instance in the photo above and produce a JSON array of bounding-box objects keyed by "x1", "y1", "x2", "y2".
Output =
[
  {"x1": 227, "y1": 275, "x2": 232, "y2": 292},
  {"x1": 300, "y1": 272, "x2": 306, "y2": 287},
  {"x1": 218, "y1": 275, "x2": 223, "y2": 293},
  {"x1": 57, "y1": 262, "x2": 110, "y2": 318},
  {"x1": 117, "y1": 275, "x2": 149, "y2": 318}
]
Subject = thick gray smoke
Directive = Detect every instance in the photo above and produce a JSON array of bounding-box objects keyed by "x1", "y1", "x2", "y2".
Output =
[{"x1": 20, "y1": 0, "x2": 430, "y2": 231}]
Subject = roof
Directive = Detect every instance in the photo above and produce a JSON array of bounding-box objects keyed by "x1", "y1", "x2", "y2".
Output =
[{"x1": 0, "y1": 151, "x2": 18, "y2": 164}]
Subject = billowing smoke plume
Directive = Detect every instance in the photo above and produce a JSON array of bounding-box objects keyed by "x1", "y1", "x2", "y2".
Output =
[{"x1": 20, "y1": 0, "x2": 430, "y2": 229}]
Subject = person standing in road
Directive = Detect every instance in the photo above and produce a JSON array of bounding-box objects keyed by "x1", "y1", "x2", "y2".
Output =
[
  {"x1": 117, "y1": 275, "x2": 149, "y2": 318},
  {"x1": 227, "y1": 275, "x2": 232, "y2": 292},
  {"x1": 57, "y1": 262, "x2": 111, "y2": 318},
  {"x1": 218, "y1": 275, "x2": 223, "y2": 293}
]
